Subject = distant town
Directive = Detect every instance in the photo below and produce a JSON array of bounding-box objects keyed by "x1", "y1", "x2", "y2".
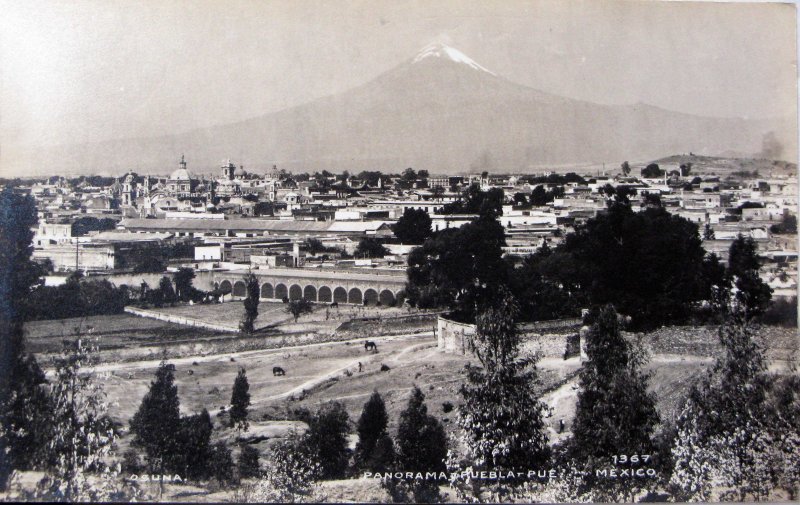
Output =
[{"x1": 15, "y1": 153, "x2": 797, "y2": 301}]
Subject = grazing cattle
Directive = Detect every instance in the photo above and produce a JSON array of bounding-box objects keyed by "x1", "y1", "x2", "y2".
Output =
[
  {"x1": 364, "y1": 340, "x2": 378, "y2": 352},
  {"x1": 272, "y1": 366, "x2": 286, "y2": 376}
]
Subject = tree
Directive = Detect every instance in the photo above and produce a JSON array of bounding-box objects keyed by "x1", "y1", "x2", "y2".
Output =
[
  {"x1": 393, "y1": 208, "x2": 432, "y2": 244},
  {"x1": 133, "y1": 256, "x2": 166, "y2": 273},
  {"x1": 441, "y1": 185, "x2": 504, "y2": 219},
  {"x1": 0, "y1": 188, "x2": 51, "y2": 487},
  {"x1": 229, "y1": 368, "x2": 251, "y2": 431},
  {"x1": 354, "y1": 392, "x2": 392, "y2": 472},
  {"x1": 129, "y1": 361, "x2": 182, "y2": 475},
  {"x1": 176, "y1": 409, "x2": 214, "y2": 480},
  {"x1": 551, "y1": 200, "x2": 708, "y2": 330},
  {"x1": 303, "y1": 238, "x2": 328, "y2": 255},
  {"x1": 70, "y1": 216, "x2": 116, "y2": 237},
  {"x1": 32, "y1": 339, "x2": 120, "y2": 502},
  {"x1": 396, "y1": 387, "x2": 447, "y2": 474},
  {"x1": 620, "y1": 161, "x2": 631, "y2": 176},
  {"x1": 769, "y1": 213, "x2": 797, "y2": 234},
  {"x1": 395, "y1": 387, "x2": 447, "y2": 502},
  {"x1": 240, "y1": 273, "x2": 260, "y2": 334},
  {"x1": 569, "y1": 306, "x2": 659, "y2": 481},
  {"x1": 238, "y1": 445, "x2": 261, "y2": 479},
  {"x1": 458, "y1": 288, "x2": 550, "y2": 473},
  {"x1": 173, "y1": 267, "x2": 195, "y2": 302},
  {"x1": 680, "y1": 163, "x2": 693, "y2": 177},
  {"x1": 286, "y1": 298, "x2": 313, "y2": 322},
  {"x1": 406, "y1": 216, "x2": 507, "y2": 322},
  {"x1": 402, "y1": 167, "x2": 417, "y2": 181},
  {"x1": 727, "y1": 234, "x2": 772, "y2": 318},
  {"x1": 158, "y1": 276, "x2": 176, "y2": 306},
  {"x1": 355, "y1": 237, "x2": 389, "y2": 258},
  {"x1": 417, "y1": 169, "x2": 429, "y2": 179},
  {"x1": 208, "y1": 441, "x2": 237, "y2": 487},
  {"x1": 668, "y1": 310, "x2": 799, "y2": 501},
  {"x1": 304, "y1": 402, "x2": 351, "y2": 480},
  {"x1": 703, "y1": 223, "x2": 715, "y2": 240},
  {"x1": 252, "y1": 436, "x2": 321, "y2": 502},
  {"x1": 642, "y1": 163, "x2": 665, "y2": 178}
]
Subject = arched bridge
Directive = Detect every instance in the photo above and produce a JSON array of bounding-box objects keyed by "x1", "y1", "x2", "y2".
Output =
[{"x1": 210, "y1": 268, "x2": 407, "y2": 306}]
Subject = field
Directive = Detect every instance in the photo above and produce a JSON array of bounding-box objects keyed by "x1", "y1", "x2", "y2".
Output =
[{"x1": 19, "y1": 306, "x2": 798, "y2": 502}]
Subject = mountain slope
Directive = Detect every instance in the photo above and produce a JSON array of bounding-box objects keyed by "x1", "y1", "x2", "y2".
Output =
[{"x1": 12, "y1": 43, "x2": 796, "y2": 175}]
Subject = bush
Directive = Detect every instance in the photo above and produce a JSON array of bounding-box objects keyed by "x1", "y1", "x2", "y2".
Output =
[
  {"x1": 760, "y1": 297, "x2": 797, "y2": 327},
  {"x1": 380, "y1": 364, "x2": 391, "y2": 372},
  {"x1": 238, "y1": 445, "x2": 261, "y2": 479},
  {"x1": 441, "y1": 402, "x2": 454, "y2": 413},
  {"x1": 303, "y1": 402, "x2": 351, "y2": 480},
  {"x1": 208, "y1": 441, "x2": 238, "y2": 487}
]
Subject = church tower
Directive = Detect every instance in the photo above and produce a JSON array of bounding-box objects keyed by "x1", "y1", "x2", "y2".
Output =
[{"x1": 222, "y1": 159, "x2": 236, "y2": 180}]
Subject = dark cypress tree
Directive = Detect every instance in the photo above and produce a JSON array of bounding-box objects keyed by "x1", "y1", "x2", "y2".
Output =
[
  {"x1": 0, "y1": 188, "x2": 52, "y2": 486},
  {"x1": 396, "y1": 387, "x2": 447, "y2": 474},
  {"x1": 238, "y1": 445, "x2": 261, "y2": 479},
  {"x1": 208, "y1": 441, "x2": 237, "y2": 486},
  {"x1": 727, "y1": 234, "x2": 772, "y2": 318},
  {"x1": 176, "y1": 409, "x2": 214, "y2": 479},
  {"x1": 129, "y1": 361, "x2": 182, "y2": 474},
  {"x1": 394, "y1": 386, "x2": 447, "y2": 503},
  {"x1": 370, "y1": 433, "x2": 396, "y2": 474},
  {"x1": 158, "y1": 276, "x2": 176, "y2": 306},
  {"x1": 354, "y1": 391, "x2": 390, "y2": 471},
  {"x1": 239, "y1": 274, "x2": 260, "y2": 334},
  {"x1": 229, "y1": 368, "x2": 251, "y2": 431},
  {"x1": 570, "y1": 305, "x2": 659, "y2": 463},
  {"x1": 304, "y1": 402, "x2": 351, "y2": 480},
  {"x1": 173, "y1": 267, "x2": 195, "y2": 302}
]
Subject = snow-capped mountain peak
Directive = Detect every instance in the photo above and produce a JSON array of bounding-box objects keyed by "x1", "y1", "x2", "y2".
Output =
[{"x1": 412, "y1": 42, "x2": 496, "y2": 75}]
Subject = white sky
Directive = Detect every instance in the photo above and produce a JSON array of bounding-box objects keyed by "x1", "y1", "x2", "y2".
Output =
[{"x1": 1, "y1": 0, "x2": 796, "y2": 153}]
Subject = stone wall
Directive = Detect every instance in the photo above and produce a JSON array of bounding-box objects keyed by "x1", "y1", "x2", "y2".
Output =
[
  {"x1": 125, "y1": 306, "x2": 239, "y2": 333},
  {"x1": 437, "y1": 315, "x2": 582, "y2": 358}
]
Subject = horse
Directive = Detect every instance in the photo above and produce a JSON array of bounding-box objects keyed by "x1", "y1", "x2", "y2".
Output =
[
  {"x1": 364, "y1": 340, "x2": 378, "y2": 352},
  {"x1": 272, "y1": 366, "x2": 286, "y2": 376}
]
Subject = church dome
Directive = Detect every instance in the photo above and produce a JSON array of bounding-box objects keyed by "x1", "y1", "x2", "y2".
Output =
[{"x1": 170, "y1": 168, "x2": 193, "y2": 181}]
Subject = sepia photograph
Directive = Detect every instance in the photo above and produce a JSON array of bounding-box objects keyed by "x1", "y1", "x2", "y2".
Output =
[{"x1": 0, "y1": 0, "x2": 797, "y2": 502}]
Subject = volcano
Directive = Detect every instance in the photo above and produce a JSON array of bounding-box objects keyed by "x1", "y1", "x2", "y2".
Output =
[{"x1": 15, "y1": 43, "x2": 795, "y2": 175}]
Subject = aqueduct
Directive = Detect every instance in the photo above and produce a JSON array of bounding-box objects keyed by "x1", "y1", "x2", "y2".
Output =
[{"x1": 211, "y1": 268, "x2": 406, "y2": 306}]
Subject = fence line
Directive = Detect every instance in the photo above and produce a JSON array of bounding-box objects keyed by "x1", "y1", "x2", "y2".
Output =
[{"x1": 124, "y1": 306, "x2": 240, "y2": 333}]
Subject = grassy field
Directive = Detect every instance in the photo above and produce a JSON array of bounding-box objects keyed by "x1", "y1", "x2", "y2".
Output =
[{"x1": 19, "y1": 307, "x2": 797, "y2": 502}]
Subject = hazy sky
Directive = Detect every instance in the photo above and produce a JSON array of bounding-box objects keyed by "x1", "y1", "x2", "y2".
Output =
[{"x1": 1, "y1": 0, "x2": 796, "y2": 159}]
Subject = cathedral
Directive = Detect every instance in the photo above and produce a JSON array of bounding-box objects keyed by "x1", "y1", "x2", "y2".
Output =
[{"x1": 114, "y1": 155, "x2": 283, "y2": 217}]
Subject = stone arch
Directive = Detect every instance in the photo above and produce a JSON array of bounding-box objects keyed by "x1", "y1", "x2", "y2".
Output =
[
  {"x1": 261, "y1": 283, "x2": 273, "y2": 299},
  {"x1": 275, "y1": 283, "x2": 288, "y2": 300},
  {"x1": 379, "y1": 289, "x2": 395, "y2": 306},
  {"x1": 219, "y1": 280, "x2": 232, "y2": 294},
  {"x1": 318, "y1": 286, "x2": 332, "y2": 302},
  {"x1": 289, "y1": 284, "x2": 302, "y2": 301},
  {"x1": 348, "y1": 287, "x2": 363, "y2": 305},
  {"x1": 333, "y1": 287, "x2": 348, "y2": 304},
  {"x1": 233, "y1": 280, "x2": 247, "y2": 297},
  {"x1": 364, "y1": 288, "x2": 379, "y2": 306},
  {"x1": 303, "y1": 285, "x2": 317, "y2": 301}
]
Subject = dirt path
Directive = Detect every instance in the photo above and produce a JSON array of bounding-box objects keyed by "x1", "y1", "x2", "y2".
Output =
[{"x1": 83, "y1": 331, "x2": 434, "y2": 377}]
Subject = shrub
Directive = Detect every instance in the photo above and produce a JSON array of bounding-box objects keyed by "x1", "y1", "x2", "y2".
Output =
[{"x1": 380, "y1": 364, "x2": 391, "y2": 372}]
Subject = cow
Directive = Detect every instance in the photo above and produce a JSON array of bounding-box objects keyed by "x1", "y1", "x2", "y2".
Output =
[
  {"x1": 364, "y1": 340, "x2": 378, "y2": 352},
  {"x1": 272, "y1": 366, "x2": 286, "y2": 376}
]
